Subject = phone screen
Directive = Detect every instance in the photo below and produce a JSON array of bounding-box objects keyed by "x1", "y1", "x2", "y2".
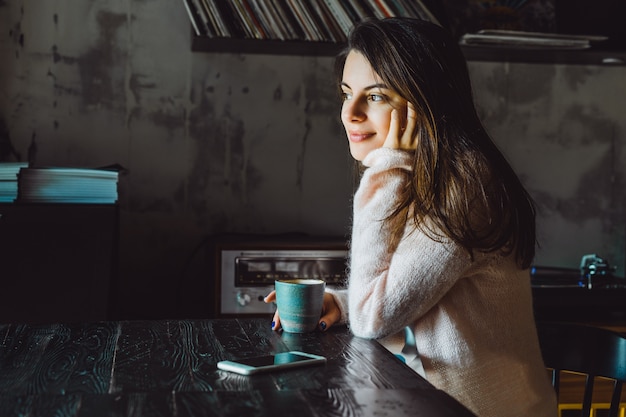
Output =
[
  {"x1": 217, "y1": 351, "x2": 326, "y2": 375},
  {"x1": 237, "y1": 352, "x2": 315, "y2": 367}
]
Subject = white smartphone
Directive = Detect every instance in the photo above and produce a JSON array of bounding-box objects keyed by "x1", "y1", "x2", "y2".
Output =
[{"x1": 217, "y1": 351, "x2": 326, "y2": 375}]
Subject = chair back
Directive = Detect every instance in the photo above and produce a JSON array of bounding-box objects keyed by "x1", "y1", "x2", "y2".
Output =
[{"x1": 536, "y1": 322, "x2": 626, "y2": 417}]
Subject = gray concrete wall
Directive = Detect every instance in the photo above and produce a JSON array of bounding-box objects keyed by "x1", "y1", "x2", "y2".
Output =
[
  {"x1": 1, "y1": 1, "x2": 624, "y2": 320},
  {"x1": 470, "y1": 61, "x2": 626, "y2": 276}
]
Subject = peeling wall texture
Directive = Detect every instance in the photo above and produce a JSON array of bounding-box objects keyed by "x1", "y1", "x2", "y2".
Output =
[
  {"x1": 1, "y1": 1, "x2": 625, "y2": 320},
  {"x1": 469, "y1": 62, "x2": 626, "y2": 276}
]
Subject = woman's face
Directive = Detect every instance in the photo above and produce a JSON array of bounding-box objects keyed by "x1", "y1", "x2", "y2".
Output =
[{"x1": 340, "y1": 50, "x2": 407, "y2": 161}]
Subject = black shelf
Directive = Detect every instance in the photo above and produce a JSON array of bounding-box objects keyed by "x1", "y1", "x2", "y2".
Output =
[
  {"x1": 191, "y1": 31, "x2": 626, "y2": 65},
  {"x1": 461, "y1": 45, "x2": 626, "y2": 66},
  {"x1": 532, "y1": 287, "x2": 626, "y2": 323},
  {"x1": 184, "y1": 0, "x2": 626, "y2": 65}
]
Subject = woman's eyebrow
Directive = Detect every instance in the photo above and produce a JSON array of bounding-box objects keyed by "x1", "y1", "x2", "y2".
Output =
[{"x1": 340, "y1": 81, "x2": 389, "y2": 90}]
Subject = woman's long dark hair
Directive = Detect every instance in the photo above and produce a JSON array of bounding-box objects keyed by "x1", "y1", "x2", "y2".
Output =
[{"x1": 336, "y1": 18, "x2": 536, "y2": 269}]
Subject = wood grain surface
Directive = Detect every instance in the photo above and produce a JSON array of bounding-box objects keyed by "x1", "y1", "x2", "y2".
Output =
[{"x1": 0, "y1": 318, "x2": 477, "y2": 416}]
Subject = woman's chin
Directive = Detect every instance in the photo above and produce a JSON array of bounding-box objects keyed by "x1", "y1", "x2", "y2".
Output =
[{"x1": 349, "y1": 145, "x2": 373, "y2": 162}]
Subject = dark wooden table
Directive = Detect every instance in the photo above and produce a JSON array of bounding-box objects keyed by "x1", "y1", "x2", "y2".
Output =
[{"x1": 0, "y1": 318, "x2": 476, "y2": 416}]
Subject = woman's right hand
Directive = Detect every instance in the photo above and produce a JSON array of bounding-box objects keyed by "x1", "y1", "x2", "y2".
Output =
[
  {"x1": 263, "y1": 291, "x2": 342, "y2": 332},
  {"x1": 384, "y1": 102, "x2": 418, "y2": 151}
]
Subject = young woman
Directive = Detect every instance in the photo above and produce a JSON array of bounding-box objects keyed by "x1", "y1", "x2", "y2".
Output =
[{"x1": 266, "y1": 17, "x2": 557, "y2": 417}]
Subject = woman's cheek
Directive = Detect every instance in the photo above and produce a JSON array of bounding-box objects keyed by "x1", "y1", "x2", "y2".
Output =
[{"x1": 377, "y1": 112, "x2": 392, "y2": 139}]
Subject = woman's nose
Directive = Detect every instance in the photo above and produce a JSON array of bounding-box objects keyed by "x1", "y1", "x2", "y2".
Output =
[{"x1": 342, "y1": 100, "x2": 365, "y2": 123}]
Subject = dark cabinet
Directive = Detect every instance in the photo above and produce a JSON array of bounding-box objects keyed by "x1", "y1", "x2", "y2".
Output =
[{"x1": 0, "y1": 203, "x2": 119, "y2": 324}]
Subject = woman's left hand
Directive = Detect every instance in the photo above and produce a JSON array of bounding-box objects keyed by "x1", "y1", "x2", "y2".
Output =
[{"x1": 384, "y1": 102, "x2": 418, "y2": 151}]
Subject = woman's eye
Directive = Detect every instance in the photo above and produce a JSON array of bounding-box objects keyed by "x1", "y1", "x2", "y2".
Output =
[
  {"x1": 341, "y1": 92, "x2": 352, "y2": 101},
  {"x1": 369, "y1": 94, "x2": 384, "y2": 102}
]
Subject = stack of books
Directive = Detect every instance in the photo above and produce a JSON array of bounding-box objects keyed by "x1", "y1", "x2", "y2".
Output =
[
  {"x1": 460, "y1": 30, "x2": 608, "y2": 50},
  {"x1": 16, "y1": 167, "x2": 119, "y2": 204},
  {"x1": 0, "y1": 162, "x2": 29, "y2": 203},
  {"x1": 183, "y1": 0, "x2": 439, "y2": 42}
]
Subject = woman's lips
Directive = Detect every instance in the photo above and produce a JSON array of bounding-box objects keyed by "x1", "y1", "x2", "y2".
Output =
[{"x1": 348, "y1": 131, "x2": 374, "y2": 142}]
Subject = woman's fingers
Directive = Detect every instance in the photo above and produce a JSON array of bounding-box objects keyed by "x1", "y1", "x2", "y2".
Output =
[
  {"x1": 263, "y1": 291, "x2": 281, "y2": 331},
  {"x1": 383, "y1": 108, "x2": 402, "y2": 149},
  {"x1": 271, "y1": 310, "x2": 281, "y2": 331},
  {"x1": 318, "y1": 293, "x2": 341, "y2": 332},
  {"x1": 399, "y1": 102, "x2": 418, "y2": 150},
  {"x1": 384, "y1": 102, "x2": 417, "y2": 151},
  {"x1": 264, "y1": 291, "x2": 276, "y2": 303}
]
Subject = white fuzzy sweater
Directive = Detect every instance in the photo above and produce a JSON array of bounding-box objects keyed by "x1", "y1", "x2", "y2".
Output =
[{"x1": 330, "y1": 148, "x2": 557, "y2": 417}]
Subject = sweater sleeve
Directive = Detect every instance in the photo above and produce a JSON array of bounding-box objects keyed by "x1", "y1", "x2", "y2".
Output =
[{"x1": 348, "y1": 147, "x2": 472, "y2": 340}]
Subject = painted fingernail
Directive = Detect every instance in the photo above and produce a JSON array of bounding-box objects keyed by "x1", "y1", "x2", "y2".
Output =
[
  {"x1": 271, "y1": 321, "x2": 276, "y2": 329},
  {"x1": 319, "y1": 321, "x2": 327, "y2": 331}
]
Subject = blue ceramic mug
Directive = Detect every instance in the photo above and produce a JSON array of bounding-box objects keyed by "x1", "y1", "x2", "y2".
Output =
[{"x1": 275, "y1": 279, "x2": 326, "y2": 333}]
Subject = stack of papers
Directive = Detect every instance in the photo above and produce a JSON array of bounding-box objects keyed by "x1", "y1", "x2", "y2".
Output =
[
  {"x1": 0, "y1": 162, "x2": 28, "y2": 203},
  {"x1": 16, "y1": 167, "x2": 119, "y2": 204},
  {"x1": 460, "y1": 30, "x2": 608, "y2": 50}
]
